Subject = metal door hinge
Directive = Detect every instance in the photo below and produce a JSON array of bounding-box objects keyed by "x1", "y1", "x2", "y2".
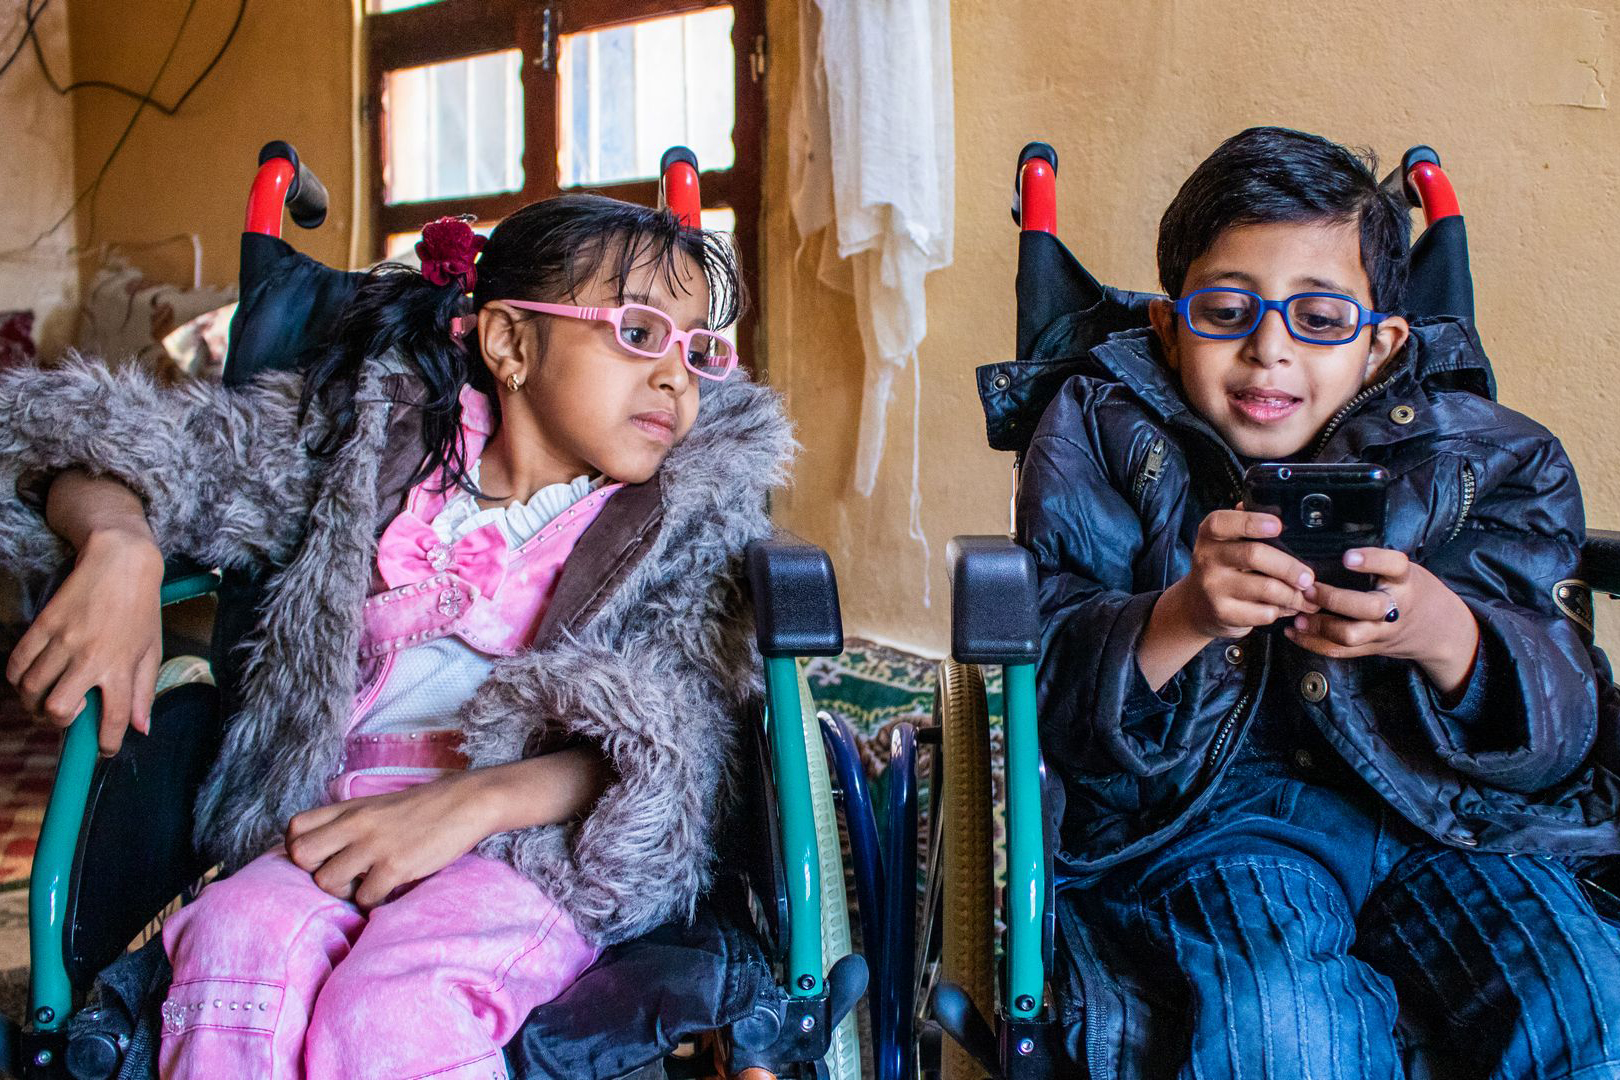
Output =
[
  {"x1": 750, "y1": 33, "x2": 766, "y2": 82},
  {"x1": 537, "y1": 7, "x2": 556, "y2": 72}
]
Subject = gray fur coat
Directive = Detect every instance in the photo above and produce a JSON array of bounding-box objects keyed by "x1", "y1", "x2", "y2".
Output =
[{"x1": 0, "y1": 356, "x2": 794, "y2": 944}]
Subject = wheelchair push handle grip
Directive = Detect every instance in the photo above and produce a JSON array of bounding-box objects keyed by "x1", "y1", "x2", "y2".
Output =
[
  {"x1": 1384, "y1": 145, "x2": 1459, "y2": 226},
  {"x1": 1011, "y1": 140, "x2": 1058, "y2": 234},
  {"x1": 287, "y1": 162, "x2": 330, "y2": 230},
  {"x1": 659, "y1": 145, "x2": 701, "y2": 228},
  {"x1": 246, "y1": 141, "x2": 329, "y2": 237}
]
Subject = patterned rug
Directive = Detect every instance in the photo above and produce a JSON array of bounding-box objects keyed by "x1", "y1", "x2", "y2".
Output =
[
  {"x1": 804, "y1": 638, "x2": 1009, "y2": 898},
  {"x1": 805, "y1": 637, "x2": 1004, "y2": 760},
  {"x1": 0, "y1": 690, "x2": 52, "y2": 887}
]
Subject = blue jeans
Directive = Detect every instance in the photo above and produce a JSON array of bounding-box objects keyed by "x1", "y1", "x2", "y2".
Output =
[{"x1": 1078, "y1": 762, "x2": 1620, "y2": 1079}]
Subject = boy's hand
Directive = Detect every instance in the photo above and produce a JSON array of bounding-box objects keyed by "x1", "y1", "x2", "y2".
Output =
[
  {"x1": 1169, "y1": 509, "x2": 1319, "y2": 639},
  {"x1": 5, "y1": 528, "x2": 165, "y2": 756},
  {"x1": 1286, "y1": 547, "x2": 1480, "y2": 699},
  {"x1": 1138, "y1": 509, "x2": 1318, "y2": 691}
]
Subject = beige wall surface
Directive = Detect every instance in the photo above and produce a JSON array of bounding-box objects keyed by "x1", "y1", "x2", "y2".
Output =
[
  {"x1": 0, "y1": 0, "x2": 79, "y2": 357},
  {"x1": 23, "y1": 0, "x2": 1620, "y2": 658},
  {"x1": 65, "y1": 0, "x2": 359, "y2": 291},
  {"x1": 764, "y1": 0, "x2": 1620, "y2": 658}
]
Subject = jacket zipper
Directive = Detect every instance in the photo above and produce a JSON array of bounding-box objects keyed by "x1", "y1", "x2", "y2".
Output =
[
  {"x1": 1202, "y1": 632, "x2": 1269, "y2": 771},
  {"x1": 1446, "y1": 460, "x2": 1476, "y2": 543},
  {"x1": 1308, "y1": 372, "x2": 1398, "y2": 460},
  {"x1": 1203, "y1": 686, "x2": 1254, "y2": 770},
  {"x1": 1140, "y1": 421, "x2": 1245, "y2": 507},
  {"x1": 1081, "y1": 943, "x2": 1110, "y2": 1078},
  {"x1": 1131, "y1": 436, "x2": 1168, "y2": 504}
]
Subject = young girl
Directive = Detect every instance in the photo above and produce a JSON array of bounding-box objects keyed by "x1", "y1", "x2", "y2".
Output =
[{"x1": 0, "y1": 196, "x2": 793, "y2": 1079}]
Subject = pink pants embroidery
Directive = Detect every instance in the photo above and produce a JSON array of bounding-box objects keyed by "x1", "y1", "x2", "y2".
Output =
[{"x1": 159, "y1": 737, "x2": 599, "y2": 1079}]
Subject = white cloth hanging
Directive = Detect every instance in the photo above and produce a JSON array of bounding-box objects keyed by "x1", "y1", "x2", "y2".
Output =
[{"x1": 788, "y1": 0, "x2": 954, "y2": 498}]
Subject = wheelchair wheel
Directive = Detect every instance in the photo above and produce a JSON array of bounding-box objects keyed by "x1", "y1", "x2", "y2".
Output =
[
  {"x1": 937, "y1": 659, "x2": 995, "y2": 1080},
  {"x1": 796, "y1": 666, "x2": 863, "y2": 1080}
]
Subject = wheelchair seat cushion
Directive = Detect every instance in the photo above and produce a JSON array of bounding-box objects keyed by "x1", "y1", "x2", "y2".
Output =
[{"x1": 505, "y1": 901, "x2": 778, "y2": 1080}]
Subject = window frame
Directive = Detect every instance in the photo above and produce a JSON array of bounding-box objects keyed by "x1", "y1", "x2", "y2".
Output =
[{"x1": 365, "y1": 0, "x2": 764, "y2": 348}]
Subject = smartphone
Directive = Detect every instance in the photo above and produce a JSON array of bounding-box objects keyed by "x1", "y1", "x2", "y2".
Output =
[{"x1": 1240, "y1": 463, "x2": 1389, "y2": 591}]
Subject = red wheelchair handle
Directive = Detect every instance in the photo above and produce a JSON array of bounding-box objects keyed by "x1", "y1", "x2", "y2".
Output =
[
  {"x1": 660, "y1": 145, "x2": 701, "y2": 228},
  {"x1": 1406, "y1": 161, "x2": 1461, "y2": 226},
  {"x1": 245, "y1": 141, "x2": 329, "y2": 238},
  {"x1": 245, "y1": 158, "x2": 296, "y2": 238},
  {"x1": 1019, "y1": 159, "x2": 1057, "y2": 234},
  {"x1": 1013, "y1": 141, "x2": 1058, "y2": 234}
]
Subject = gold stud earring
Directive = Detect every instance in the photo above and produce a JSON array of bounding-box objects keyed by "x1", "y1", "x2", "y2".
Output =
[{"x1": 507, "y1": 373, "x2": 524, "y2": 392}]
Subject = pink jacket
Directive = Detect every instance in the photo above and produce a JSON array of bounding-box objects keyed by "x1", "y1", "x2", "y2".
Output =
[{"x1": 353, "y1": 387, "x2": 620, "y2": 723}]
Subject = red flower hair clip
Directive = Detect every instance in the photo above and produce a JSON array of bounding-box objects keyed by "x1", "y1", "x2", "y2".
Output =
[{"x1": 416, "y1": 216, "x2": 486, "y2": 291}]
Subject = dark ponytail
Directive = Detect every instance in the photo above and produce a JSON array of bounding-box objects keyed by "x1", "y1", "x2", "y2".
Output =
[{"x1": 302, "y1": 193, "x2": 744, "y2": 496}]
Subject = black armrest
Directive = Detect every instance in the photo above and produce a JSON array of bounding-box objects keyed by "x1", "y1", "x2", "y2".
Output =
[
  {"x1": 948, "y1": 535, "x2": 1040, "y2": 665},
  {"x1": 1582, "y1": 529, "x2": 1620, "y2": 597},
  {"x1": 745, "y1": 534, "x2": 843, "y2": 658}
]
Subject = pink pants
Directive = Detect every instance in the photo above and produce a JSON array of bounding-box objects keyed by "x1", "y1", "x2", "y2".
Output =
[{"x1": 158, "y1": 734, "x2": 600, "y2": 1080}]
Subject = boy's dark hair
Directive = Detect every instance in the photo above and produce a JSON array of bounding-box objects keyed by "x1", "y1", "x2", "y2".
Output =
[
  {"x1": 303, "y1": 193, "x2": 743, "y2": 493},
  {"x1": 1156, "y1": 127, "x2": 1410, "y2": 314}
]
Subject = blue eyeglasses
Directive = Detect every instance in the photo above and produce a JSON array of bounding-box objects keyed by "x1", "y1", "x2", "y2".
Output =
[{"x1": 1174, "y1": 287, "x2": 1391, "y2": 346}]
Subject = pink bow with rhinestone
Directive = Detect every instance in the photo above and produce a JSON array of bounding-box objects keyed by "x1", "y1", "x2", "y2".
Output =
[{"x1": 376, "y1": 511, "x2": 508, "y2": 600}]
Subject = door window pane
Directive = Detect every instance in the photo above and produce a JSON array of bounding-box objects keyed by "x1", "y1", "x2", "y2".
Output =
[
  {"x1": 369, "y1": 0, "x2": 441, "y2": 11},
  {"x1": 700, "y1": 206, "x2": 735, "y2": 235},
  {"x1": 558, "y1": 7, "x2": 736, "y2": 188},
  {"x1": 385, "y1": 50, "x2": 523, "y2": 204}
]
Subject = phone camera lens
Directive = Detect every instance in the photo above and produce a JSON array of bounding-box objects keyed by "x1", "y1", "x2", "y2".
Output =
[
  {"x1": 1302, "y1": 493, "x2": 1331, "y2": 529},
  {"x1": 1277, "y1": 467, "x2": 1292, "y2": 480}
]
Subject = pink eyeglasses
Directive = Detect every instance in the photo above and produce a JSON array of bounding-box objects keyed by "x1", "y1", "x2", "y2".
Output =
[{"x1": 499, "y1": 300, "x2": 738, "y2": 381}]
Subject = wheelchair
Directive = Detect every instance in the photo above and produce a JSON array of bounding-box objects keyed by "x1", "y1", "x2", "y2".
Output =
[
  {"x1": 909, "y1": 142, "x2": 1620, "y2": 1078},
  {"x1": 0, "y1": 144, "x2": 868, "y2": 1080}
]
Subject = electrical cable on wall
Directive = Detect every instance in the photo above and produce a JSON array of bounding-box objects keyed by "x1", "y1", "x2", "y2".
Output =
[
  {"x1": 0, "y1": 0, "x2": 249, "y2": 257},
  {"x1": 0, "y1": 0, "x2": 49, "y2": 81},
  {"x1": 24, "y1": 0, "x2": 248, "y2": 116}
]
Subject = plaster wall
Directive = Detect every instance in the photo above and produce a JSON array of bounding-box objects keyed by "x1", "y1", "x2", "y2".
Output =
[
  {"x1": 763, "y1": 0, "x2": 1620, "y2": 657},
  {"x1": 65, "y1": 0, "x2": 360, "y2": 290},
  {"x1": 0, "y1": 0, "x2": 79, "y2": 357}
]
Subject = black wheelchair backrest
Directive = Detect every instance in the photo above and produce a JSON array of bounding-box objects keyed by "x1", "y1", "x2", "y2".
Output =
[{"x1": 978, "y1": 141, "x2": 1492, "y2": 458}]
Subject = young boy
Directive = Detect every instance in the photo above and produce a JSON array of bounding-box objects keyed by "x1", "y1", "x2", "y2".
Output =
[{"x1": 1020, "y1": 127, "x2": 1620, "y2": 1078}]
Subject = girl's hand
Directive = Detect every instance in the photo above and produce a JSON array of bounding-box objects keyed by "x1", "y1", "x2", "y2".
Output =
[
  {"x1": 1286, "y1": 547, "x2": 1481, "y2": 699},
  {"x1": 5, "y1": 527, "x2": 165, "y2": 756},
  {"x1": 285, "y1": 748, "x2": 610, "y2": 908},
  {"x1": 285, "y1": 773, "x2": 494, "y2": 908}
]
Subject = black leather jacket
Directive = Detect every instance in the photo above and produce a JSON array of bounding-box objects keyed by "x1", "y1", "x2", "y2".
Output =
[{"x1": 1018, "y1": 319, "x2": 1620, "y2": 882}]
